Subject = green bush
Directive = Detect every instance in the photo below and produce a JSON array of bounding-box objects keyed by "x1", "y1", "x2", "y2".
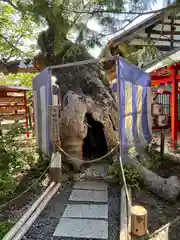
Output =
[
  {"x1": 0, "y1": 221, "x2": 13, "y2": 238},
  {"x1": 0, "y1": 125, "x2": 39, "y2": 198},
  {"x1": 108, "y1": 162, "x2": 141, "y2": 190}
]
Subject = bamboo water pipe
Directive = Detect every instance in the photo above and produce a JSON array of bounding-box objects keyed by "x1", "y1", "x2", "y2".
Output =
[
  {"x1": 2, "y1": 182, "x2": 55, "y2": 240},
  {"x1": 12, "y1": 183, "x2": 61, "y2": 240}
]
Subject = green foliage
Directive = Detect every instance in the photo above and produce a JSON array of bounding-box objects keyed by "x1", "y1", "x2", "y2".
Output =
[
  {"x1": 7, "y1": 73, "x2": 36, "y2": 87},
  {"x1": 108, "y1": 138, "x2": 166, "y2": 191},
  {"x1": 145, "y1": 137, "x2": 166, "y2": 170},
  {"x1": 0, "y1": 72, "x2": 37, "y2": 99},
  {"x1": 0, "y1": 0, "x2": 162, "y2": 65},
  {"x1": 0, "y1": 1, "x2": 39, "y2": 60},
  {"x1": 0, "y1": 125, "x2": 39, "y2": 197},
  {"x1": 108, "y1": 162, "x2": 141, "y2": 190},
  {"x1": 0, "y1": 221, "x2": 13, "y2": 239},
  {"x1": 0, "y1": 73, "x2": 36, "y2": 87},
  {"x1": 0, "y1": 0, "x2": 138, "y2": 61}
]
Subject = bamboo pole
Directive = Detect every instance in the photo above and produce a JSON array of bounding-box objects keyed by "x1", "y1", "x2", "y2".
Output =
[
  {"x1": 120, "y1": 186, "x2": 128, "y2": 240},
  {"x1": 2, "y1": 182, "x2": 55, "y2": 240},
  {"x1": 50, "y1": 55, "x2": 118, "y2": 69},
  {"x1": 12, "y1": 183, "x2": 61, "y2": 240}
]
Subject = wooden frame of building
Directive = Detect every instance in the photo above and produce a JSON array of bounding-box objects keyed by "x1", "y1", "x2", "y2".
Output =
[{"x1": 0, "y1": 85, "x2": 31, "y2": 136}]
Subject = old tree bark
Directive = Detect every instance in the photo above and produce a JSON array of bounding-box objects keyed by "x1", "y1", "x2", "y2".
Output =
[
  {"x1": 35, "y1": 30, "x2": 180, "y2": 202},
  {"x1": 53, "y1": 54, "x2": 119, "y2": 170}
]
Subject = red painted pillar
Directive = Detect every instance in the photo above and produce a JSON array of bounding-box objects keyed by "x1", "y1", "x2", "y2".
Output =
[
  {"x1": 171, "y1": 65, "x2": 178, "y2": 149},
  {"x1": 24, "y1": 91, "x2": 30, "y2": 138}
]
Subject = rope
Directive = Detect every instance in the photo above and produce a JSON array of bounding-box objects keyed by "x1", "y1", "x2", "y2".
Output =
[
  {"x1": 54, "y1": 141, "x2": 119, "y2": 163},
  {"x1": 0, "y1": 152, "x2": 58, "y2": 210},
  {"x1": 145, "y1": 214, "x2": 180, "y2": 239},
  {"x1": 54, "y1": 139, "x2": 143, "y2": 208},
  {"x1": 119, "y1": 155, "x2": 132, "y2": 208},
  {"x1": 55, "y1": 139, "x2": 131, "y2": 210}
]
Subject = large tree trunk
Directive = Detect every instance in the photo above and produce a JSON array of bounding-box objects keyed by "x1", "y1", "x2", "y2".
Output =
[
  {"x1": 36, "y1": 29, "x2": 180, "y2": 201},
  {"x1": 36, "y1": 27, "x2": 118, "y2": 170},
  {"x1": 52, "y1": 61, "x2": 119, "y2": 170}
]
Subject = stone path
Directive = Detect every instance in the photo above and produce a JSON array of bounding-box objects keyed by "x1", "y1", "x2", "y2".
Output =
[
  {"x1": 25, "y1": 177, "x2": 121, "y2": 240},
  {"x1": 53, "y1": 180, "x2": 109, "y2": 239}
]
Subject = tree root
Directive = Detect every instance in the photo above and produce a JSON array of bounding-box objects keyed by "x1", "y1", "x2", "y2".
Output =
[{"x1": 128, "y1": 158, "x2": 180, "y2": 202}]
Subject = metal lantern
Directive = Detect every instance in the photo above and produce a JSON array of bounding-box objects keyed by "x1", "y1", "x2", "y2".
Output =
[
  {"x1": 157, "y1": 115, "x2": 168, "y2": 127},
  {"x1": 152, "y1": 116, "x2": 157, "y2": 127},
  {"x1": 152, "y1": 103, "x2": 163, "y2": 116}
]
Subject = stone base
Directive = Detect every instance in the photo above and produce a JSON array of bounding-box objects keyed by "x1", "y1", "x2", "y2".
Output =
[
  {"x1": 50, "y1": 153, "x2": 61, "y2": 182},
  {"x1": 50, "y1": 168, "x2": 61, "y2": 182}
]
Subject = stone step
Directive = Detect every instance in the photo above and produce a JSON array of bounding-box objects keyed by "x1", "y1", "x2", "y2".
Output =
[
  {"x1": 53, "y1": 218, "x2": 108, "y2": 239},
  {"x1": 73, "y1": 180, "x2": 107, "y2": 191},
  {"x1": 62, "y1": 204, "x2": 108, "y2": 219},
  {"x1": 53, "y1": 180, "x2": 108, "y2": 239},
  {"x1": 69, "y1": 189, "x2": 108, "y2": 202}
]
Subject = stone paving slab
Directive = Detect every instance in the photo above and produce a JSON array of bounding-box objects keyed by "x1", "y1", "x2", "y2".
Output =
[
  {"x1": 53, "y1": 218, "x2": 108, "y2": 239},
  {"x1": 69, "y1": 189, "x2": 108, "y2": 202},
  {"x1": 62, "y1": 204, "x2": 108, "y2": 219},
  {"x1": 73, "y1": 180, "x2": 107, "y2": 191}
]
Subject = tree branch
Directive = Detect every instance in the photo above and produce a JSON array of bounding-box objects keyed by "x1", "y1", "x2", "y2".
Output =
[
  {"x1": 0, "y1": 0, "x2": 20, "y2": 11},
  {"x1": 60, "y1": 3, "x2": 180, "y2": 15},
  {"x1": 97, "y1": 14, "x2": 141, "y2": 38},
  {"x1": 0, "y1": 33, "x2": 26, "y2": 56},
  {"x1": 5, "y1": 34, "x2": 25, "y2": 61}
]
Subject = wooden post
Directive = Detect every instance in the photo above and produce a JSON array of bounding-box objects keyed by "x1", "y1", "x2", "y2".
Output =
[
  {"x1": 170, "y1": 65, "x2": 178, "y2": 150},
  {"x1": 131, "y1": 205, "x2": 148, "y2": 237},
  {"x1": 28, "y1": 105, "x2": 32, "y2": 130},
  {"x1": 24, "y1": 91, "x2": 30, "y2": 137},
  {"x1": 48, "y1": 105, "x2": 61, "y2": 182},
  {"x1": 160, "y1": 129, "x2": 165, "y2": 159},
  {"x1": 0, "y1": 117, "x2": 2, "y2": 136}
]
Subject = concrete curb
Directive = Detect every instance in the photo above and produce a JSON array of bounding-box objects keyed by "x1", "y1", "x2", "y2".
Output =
[{"x1": 120, "y1": 186, "x2": 131, "y2": 240}]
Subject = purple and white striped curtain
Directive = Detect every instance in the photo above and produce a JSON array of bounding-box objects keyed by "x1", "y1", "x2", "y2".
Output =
[{"x1": 114, "y1": 57, "x2": 152, "y2": 155}]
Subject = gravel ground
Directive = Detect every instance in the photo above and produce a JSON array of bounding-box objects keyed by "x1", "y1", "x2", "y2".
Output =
[
  {"x1": 23, "y1": 181, "x2": 121, "y2": 240},
  {"x1": 132, "y1": 159, "x2": 180, "y2": 240},
  {"x1": 108, "y1": 183, "x2": 121, "y2": 240},
  {"x1": 25, "y1": 181, "x2": 74, "y2": 240}
]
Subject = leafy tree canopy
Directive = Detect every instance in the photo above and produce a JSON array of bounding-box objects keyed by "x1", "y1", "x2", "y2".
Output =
[
  {"x1": 0, "y1": 0, "x2": 156, "y2": 62},
  {"x1": 0, "y1": 0, "x2": 174, "y2": 67},
  {"x1": 0, "y1": 1, "x2": 40, "y2": 62}
]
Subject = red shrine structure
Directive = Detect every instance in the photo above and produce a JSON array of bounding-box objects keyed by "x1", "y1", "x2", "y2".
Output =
[
  {"x1": 0, "y1": 86, "x2": 31, "y2": 137},
  {"x1": 150, "y1": 64, "x2": 180, "y2": 149}
]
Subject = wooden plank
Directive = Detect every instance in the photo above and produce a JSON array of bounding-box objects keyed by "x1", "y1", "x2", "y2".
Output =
[
  {"x1": 0, "y1": 114, "x2": 25, "y2": 120},
  {"x1": 0, "y1": 105, "x2": 26, "y2": 110},
  {"x1": 148, "y1": 30, "x2": 180, "y2": 35},
  {"x1": 131, "y1": 45, "x2": 176, "y2": 52},
  {"x1": 0, "y1": 97, "x2": 24, "y2": 105},
  {"x1": 136, "y1": 35, "x2": 180, "y2": 43}
]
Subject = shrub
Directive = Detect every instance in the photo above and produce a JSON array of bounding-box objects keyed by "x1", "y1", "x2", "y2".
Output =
[
  {"x1": 0, "y1": 125, "x2": 39, "y2": 198},
  {"x1": 108, "y1": 162, "x2": 141, "y2": 191},
  {"x1": 0, "y1": 221, "x2": 13, "y2": 238}
]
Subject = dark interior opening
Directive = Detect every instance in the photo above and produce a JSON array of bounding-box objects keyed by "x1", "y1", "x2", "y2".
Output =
[{"x1": 82, "y1": 113, "x2": 108, "y2": 160}]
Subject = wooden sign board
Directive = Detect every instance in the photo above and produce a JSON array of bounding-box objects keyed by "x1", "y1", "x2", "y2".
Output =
[
  {"x1": 48, "y1": 105, "x2": 61, "y2": 142},
  {"x1": 0, "y1": 97, "x2": 24, "y2": 105},
  {"x1": 150, "y1": 68, "x2": 171, "y2": 77}
]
